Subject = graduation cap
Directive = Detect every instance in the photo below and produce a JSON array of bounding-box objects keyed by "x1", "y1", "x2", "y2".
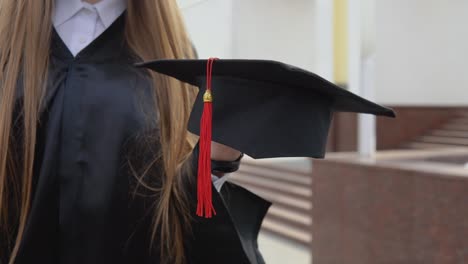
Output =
[{"x1": 136, "y1": 58, "x2": 395, "y2": 218}]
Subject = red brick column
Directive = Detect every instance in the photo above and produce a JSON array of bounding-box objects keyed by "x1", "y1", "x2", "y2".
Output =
[{"x1": 311, "y1": 155, "x2": 468, "y2": 264}]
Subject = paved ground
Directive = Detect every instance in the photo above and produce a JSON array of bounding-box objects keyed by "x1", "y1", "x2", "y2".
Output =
[{"x1": 258, "y1": 231, "x2": 311, "y2": 264}]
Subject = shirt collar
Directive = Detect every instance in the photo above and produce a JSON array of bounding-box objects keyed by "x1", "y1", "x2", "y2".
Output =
[
  {"x1": 53, "y1": 0, "x2": 127, "y2": 28},
  {"x1": 93, "y1": 0, "x2": 127, "y2": 28},
  {"x1": 53, "y1": 0, "x2": 83, "y2": 27}
]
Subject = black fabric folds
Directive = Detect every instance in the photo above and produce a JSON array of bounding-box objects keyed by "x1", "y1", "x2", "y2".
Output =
[{"x1": 2, "y1": 14, "x2": 269, "y2": 264}]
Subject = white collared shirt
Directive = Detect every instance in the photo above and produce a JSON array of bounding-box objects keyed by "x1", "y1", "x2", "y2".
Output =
[
  {"x1": 53, "y1": 0, "x2": 127, "y2": 56},
  {"x1": 212, "y1": 174, "x2": 229, "y2": 192}
]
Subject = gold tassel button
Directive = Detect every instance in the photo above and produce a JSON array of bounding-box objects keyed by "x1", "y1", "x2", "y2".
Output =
[{"x1": 203, "y1": 90, "x2": 213, "y2": 102}]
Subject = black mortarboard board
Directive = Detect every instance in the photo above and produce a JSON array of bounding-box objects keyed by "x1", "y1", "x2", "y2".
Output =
[
  {"x1": 136, "y1": 58, "x2": 395, "y2": 217},
  {"x1": 137, "y1": 59, "x2": 395, "y2": 158}
]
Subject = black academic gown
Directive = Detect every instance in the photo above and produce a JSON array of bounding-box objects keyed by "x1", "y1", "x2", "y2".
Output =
[{"x1": 1, "y1": 14, "x2": 271, "y2": 264}]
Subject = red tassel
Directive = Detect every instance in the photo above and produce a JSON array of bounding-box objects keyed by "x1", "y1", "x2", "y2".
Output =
[{"x1": 196, "y1": 58, "x2": 218, "y2": 218}]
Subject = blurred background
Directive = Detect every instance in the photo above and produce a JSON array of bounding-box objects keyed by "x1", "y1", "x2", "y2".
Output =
[{"x1": 178, "y1": 0, "x2": 468, "y2": 263}]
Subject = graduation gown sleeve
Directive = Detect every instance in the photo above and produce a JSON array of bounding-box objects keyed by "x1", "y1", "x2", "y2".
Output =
[
  {"x1": 187, "y1": 143, "x2": 271, "y2": 264},
  {"x1": 220, "y1": 182, "x2": 271, "y2": 264}
]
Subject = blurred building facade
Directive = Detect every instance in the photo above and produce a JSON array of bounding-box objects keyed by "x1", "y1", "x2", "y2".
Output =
[
  {"x1": 179, "y1": 0, "x2": 468, "y2": 152},
  {"x1": 177, "y1": 1, "x2": 468, "y2": 264}
]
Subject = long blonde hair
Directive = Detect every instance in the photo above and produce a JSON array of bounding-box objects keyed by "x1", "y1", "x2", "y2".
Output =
[{"x1": 0, "y1": 1, "x2": 195, "y2": 263}]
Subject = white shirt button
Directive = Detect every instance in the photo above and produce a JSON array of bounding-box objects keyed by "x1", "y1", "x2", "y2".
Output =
[{"x1": 78, "y1": 36, "x2": 87, "y2": 44}]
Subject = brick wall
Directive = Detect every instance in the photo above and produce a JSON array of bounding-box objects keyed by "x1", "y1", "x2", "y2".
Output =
[{"x1": 311, "y1": 153, "x2": 468, "y2": 264}]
